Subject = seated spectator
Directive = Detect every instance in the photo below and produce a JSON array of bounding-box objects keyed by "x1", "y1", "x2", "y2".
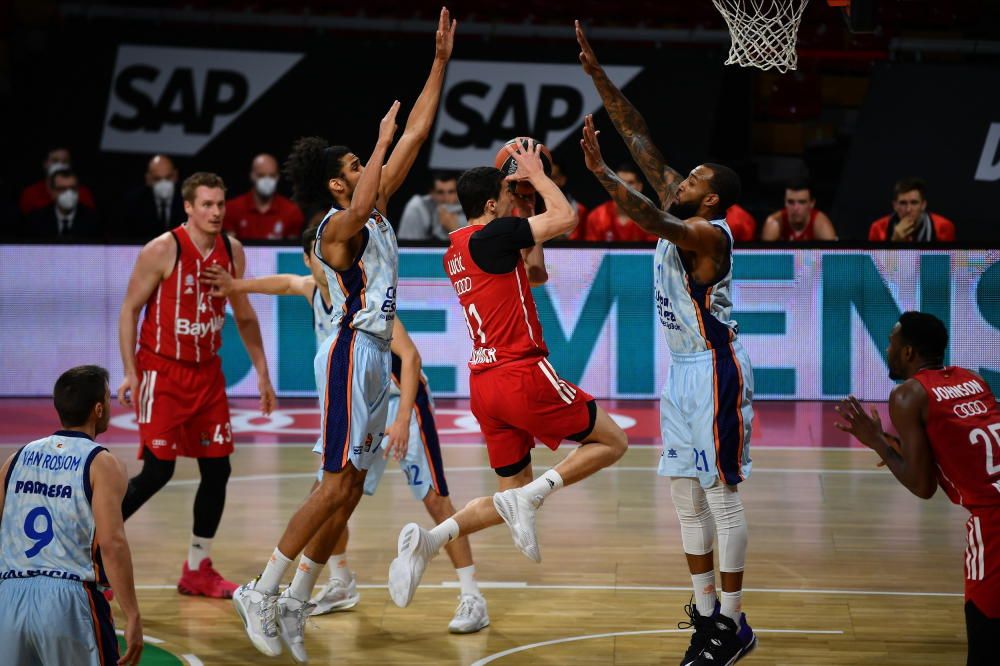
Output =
[
  {"x1": 584, "y1": 163, "x2": 657, "y2": 242},
  {"x1": 19, "y1": 147, "x2": 96, "y2": 216},
  {"x1": 24, "y1": 168, "x2": 101, "y2": 241},
  {"x1": 868, "y1": 177, "x2": 955, "y2": 242},
  {"x1": 761, "y1": 180, "x2": 836, "y2": 241},
  {"x1": 397, "y1": 172, "x2": 466, "y2": 240},
  {"x1": 726, "y1": 204, "x2": 757, "y2": 242},
  {"x1": 224, "y1": 153, "x2": 304, "y2": 240},
  {"x1": 118, "y1": 155, "x2": 185, "y2": 241},
  {"x1": 552, "y1": 161, "x2": 588, "y2": 240}
]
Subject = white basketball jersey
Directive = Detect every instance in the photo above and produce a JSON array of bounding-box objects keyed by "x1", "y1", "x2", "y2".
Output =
[
  {"x1": 312, "y1": 286, "x2": 337, "y2": 348},
  {"x1": 315, "y1": 206, "x2": 399, "y2": 341},
  {"x1": 1, "y1": 432, "x2": 105, "y2": 583},
  {"x1": 654, "y1": 218, "x2": 739, "y2": 354}
]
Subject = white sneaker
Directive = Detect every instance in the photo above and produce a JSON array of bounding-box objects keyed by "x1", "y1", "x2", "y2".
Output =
[
  {"x1": 232, "y1": 578, "x2": 282, "y2": 657},
  {"x1": 388, "y1": 522, "x2": 436, "y2": 608},
  {"x1": 276, "y1": 590, "x2": 316, "y2": 664},
  {"x1": 309, "y1": 572, "x2": 360, "y2": 615},
  {"x1": 448, "y1": 593, "x2": 490, "y2": 634},
  {"x1": 493, "y1": 488, "x2": 542, "y2": 562}
]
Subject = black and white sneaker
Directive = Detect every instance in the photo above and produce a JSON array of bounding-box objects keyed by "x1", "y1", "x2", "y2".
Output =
[
  {"x1": 689, "y1": 612, "x2": 757, "y2": 665},
  {"x1": 679, "y1": 599, "x2": 720, "y2": 666}
]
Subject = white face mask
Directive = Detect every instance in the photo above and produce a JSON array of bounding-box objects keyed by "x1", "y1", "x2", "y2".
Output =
[
  {"x1": 57, "y1": 188, "x2": 79, "y2": 211},
  {"x1": 47, "y1": 161, "x2": 70, "y2": 176},
  {"x1": 255, "y1": 176, "x2": 277, "y2": 198},
  {"x1": 153, "y1": 179, "x2": 175, "y2": 201}
]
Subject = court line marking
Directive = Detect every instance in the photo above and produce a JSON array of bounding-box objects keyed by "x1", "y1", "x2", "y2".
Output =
[
  {"x1": 469, "y1": 627, "x2": 845, "y2": 665},
  {"x1": 132, "y1": 581, "x2": 962, "y2": 597},
  {"x1": 182, "y1": 655, "x2": 204, "y2": 666}
]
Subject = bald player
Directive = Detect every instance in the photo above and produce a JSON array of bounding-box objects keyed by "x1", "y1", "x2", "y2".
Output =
[{"x1": 224, "y1": 154, "x2": 305, "y2": 240}]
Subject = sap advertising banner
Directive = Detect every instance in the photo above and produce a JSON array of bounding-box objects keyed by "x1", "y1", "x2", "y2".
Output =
[
  {"x1": 1, "y1": 247, "x2": 998, "y2": 400},
  {"x1": 833, "y1": 64, "x2": 1000, "y2": 243},
  {"x1": 101, "y1": 45, "x2": 303, "y2": 155},
  {"x1": 429, "y1": 60, "x2": 641, "y2": 170}
]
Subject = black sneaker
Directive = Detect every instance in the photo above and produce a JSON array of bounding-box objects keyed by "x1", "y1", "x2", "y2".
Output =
[
  {"x1": 678, "y1": 599, "x2": 720, "y2": 666},
  {"x1": 690, "y1": 612, "x2": 757, "y2": 665}
]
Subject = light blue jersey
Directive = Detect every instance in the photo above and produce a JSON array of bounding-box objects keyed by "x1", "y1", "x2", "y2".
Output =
[
  {"x1": 654, "y1": 218, "x2": 738, "y2": 354},
  {"x1": 1, "y1": 431, "x2": 106, "y2": 583},
  {"x1": 314, "y1": 206, "x2": 399, "y2": 341},
  {"x1": 312, "y1": 285, "x2": 337, "y2": 349}
]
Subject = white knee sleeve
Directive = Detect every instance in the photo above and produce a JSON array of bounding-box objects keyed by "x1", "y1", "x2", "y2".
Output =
[
  {"x1": 670, "y1": 477, "x2": 715, "y2": 556},
  {"x1": 704, "y1": 482, "x2": 747, "y2": 573}
]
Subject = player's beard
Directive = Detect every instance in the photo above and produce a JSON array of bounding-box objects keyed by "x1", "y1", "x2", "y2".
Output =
[{"x1": 670, "y1": 199, "x2": 701, "y2": 220}]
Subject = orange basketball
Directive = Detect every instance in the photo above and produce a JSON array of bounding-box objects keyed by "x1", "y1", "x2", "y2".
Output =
[{"x1": 494, "y1": 137, "x2": 553, "y2": 198}]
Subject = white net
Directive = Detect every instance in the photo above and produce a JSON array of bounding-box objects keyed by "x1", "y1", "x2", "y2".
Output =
[{"x1": 712, "y1": 0, "x2": 810, "y2": 73}]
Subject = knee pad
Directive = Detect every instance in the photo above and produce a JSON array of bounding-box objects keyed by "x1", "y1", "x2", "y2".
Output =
[
  {"x1": 705, "y1": 482, "x2": 747, "y2": 573},
  {"x1": 670, "y1": 477, "x2": 715, "y2": 556}
]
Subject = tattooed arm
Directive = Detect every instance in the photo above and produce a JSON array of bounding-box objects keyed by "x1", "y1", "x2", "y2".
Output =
[
  {"x1": 576, "y1": 20, "x2": 682, "y2": 207},
  {"x1": 581, "y1": 115, "x2": 721, "y2": 253}
]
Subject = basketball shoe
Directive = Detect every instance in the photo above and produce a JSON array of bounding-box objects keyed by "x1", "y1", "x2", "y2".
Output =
[
  {"x1": 679, "y1": 599, "x2": 720, "y2": 666},
  {"x1": 689, "y1": 612, "x2": 757, "y2": 665},
  {"x1": 178, "y1": 558, "x2": 238, "y2": 598},
  {"x1": 448, "y1": 593, "x2": 490, "y2": 633},
  {"x1": 309, "y1": 572, "x2": 360, "y2": 615},
  {"x1": 493, "y1": 488, "x2": 542, "y2": 562},
  {"x1": 276, "y1": 590, "x2": 316, "y2": 664},
  {"x1": 232, "y1": 577, "x2": 282, "y2": 657},
  {"x1": 388, "y1": 522, "x2": 438, "y2": 607}
]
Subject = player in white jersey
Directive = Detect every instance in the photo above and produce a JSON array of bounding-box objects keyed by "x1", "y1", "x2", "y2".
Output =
[
  {"x1": 231, "y1": 9, "x2": 456, "y2": 661},
  {"x1": 0, "y1": 366, "x2": 142, "y2": 666},
  {"x1": 578, "y1": 22, "x2": 756, "y2": 666},
  {"x1": 205, "y1": 225, "x2": 488, "y2": 633}
]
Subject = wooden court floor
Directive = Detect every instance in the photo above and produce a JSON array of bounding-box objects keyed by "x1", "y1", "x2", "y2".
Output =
[{"x1": 0, "y1": 436, "x2": 970, "y2": 665}]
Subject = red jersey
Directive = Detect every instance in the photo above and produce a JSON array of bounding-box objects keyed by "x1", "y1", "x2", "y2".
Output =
[
  {"x1": 912, "y1": 367, "x2": 1000, "y2": 510},
  {"x1": 726, "y1": 205, "x2": 757, "y2": 242},
  {"x1": 223, "y1": 191, "x2": 304, "y2": 240},
  {"x1": 138, "y1": 225, "x2": 233, "y2": 363},
  {"x1": 867, "y1": 213, "x2": 956, "y2": 242},
  {"x1": 584, "y1": 201, "x2": 658, "y2": 242},
  {"x1": 444, "y1": 220, "x2": 548, "y2": 373},
  {"x1": 777, "y1": 208, "x2": 818, "y2": 241}
]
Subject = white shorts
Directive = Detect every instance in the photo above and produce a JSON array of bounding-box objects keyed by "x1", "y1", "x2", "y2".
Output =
[
  {"x1": 313, "y1": 328, "x2": 391, "y2": 474},
  {"x1": 658, "y1": 342, "x2": 754, "y2": 488}
]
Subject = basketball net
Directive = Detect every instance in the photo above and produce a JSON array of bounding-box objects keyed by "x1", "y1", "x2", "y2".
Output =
[{"x1": 712, "y1": 0, "x2": 810, "y2": 73}]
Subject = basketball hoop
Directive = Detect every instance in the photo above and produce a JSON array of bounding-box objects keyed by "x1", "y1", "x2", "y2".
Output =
[{"x1": 712, "y1": 0, "x2": 810, "y2": 73}]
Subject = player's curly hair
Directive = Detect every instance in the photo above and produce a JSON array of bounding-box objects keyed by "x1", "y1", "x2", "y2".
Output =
[{"x1": 283, "y1": 137, "x2": 351, "y2": 212}]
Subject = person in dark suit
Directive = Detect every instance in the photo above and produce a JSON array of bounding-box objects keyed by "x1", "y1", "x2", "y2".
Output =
[
  {"x1": 118, "y1": 154, "x2": 185, "y2": 241},
  {"x1": 25, "y1": 168, "x2": 101, "y2": 241}
]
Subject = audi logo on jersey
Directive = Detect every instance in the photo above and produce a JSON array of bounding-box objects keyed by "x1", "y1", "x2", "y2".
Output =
[{"x1": 954, "y1": 401, "x2": 988, "y2": 418}]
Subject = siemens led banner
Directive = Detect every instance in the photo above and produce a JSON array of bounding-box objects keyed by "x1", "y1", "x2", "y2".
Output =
[{"x1": 1, "y1": 246, "x2": 997, "y2": 400}]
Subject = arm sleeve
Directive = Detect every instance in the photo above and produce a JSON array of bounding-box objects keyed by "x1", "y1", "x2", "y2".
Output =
[{"x1": 468, "y1": 216, "x2": 536, "y2": 274}]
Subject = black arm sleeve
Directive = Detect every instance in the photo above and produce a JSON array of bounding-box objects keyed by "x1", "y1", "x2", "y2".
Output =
[{"x1": 468, "y1": 217, "x2": 536, "y2": 274}]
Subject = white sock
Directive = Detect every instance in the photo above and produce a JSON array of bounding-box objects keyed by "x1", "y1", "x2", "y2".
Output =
[
  {"x1": 427, "y1": 518, "x2": 460, "y2": 553},
  {"x1": 455, "y1": 565, "x2": 480, "y2": 597},
  {"x1": 188, "y1": 535, "x2": 212, "y2": 569},
  {"x1": 720, "y1": 590, "x2": 742, "y2": 622},
  {"x1": 691, "y1": 571, "x2": 718, "y2": 616},
  {"x1": 328, "y1": 552, "x2": 352, "y2": 584},
  {"x1": 288, "y1": 555, "x2": 324, "y2": 601},
  {"x1": 518, "y1": 469, "x2": 564, "y2": 502},
  {"x1": 258, "y1": 548, "x2": 292, "y2": 595}
]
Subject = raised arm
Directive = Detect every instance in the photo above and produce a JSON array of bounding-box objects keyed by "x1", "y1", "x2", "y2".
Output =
[
  {"x1": 117, "y1": 235, "x2": 175, "y2": 407},
  {"x1": 201, "y1": 264, "x2": 314, "y2": 301},
  {"x1": 576, "y1": 20, "x2": 682, "y2": 207},
  {"x1": 91, "y1": 451, "x2": 143, "y2": 666},
  {"x1": 379, "y1": 7, "x2": 456, "y2": 203},
  {"x1": 384, "y1": 318, "x2": 422, "y2": 461},
  {"x1": 227, "y1": 239, "x2": 276, "y2": 415},
  {"x1": 581, "y1": 115, "x2": 720, "y2": 253},
  {"x1": 321, "y1": 100, "x2": 400, "y2": 247}
]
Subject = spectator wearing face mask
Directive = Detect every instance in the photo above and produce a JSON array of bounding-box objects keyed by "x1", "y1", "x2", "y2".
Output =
[
  {"x1": 397, "y1": 172, "x2": 467, "y2": 241},
  {"x1": 223, "y1": 153, "x2": 304, "y2": 240},
  {"x1": 19, "y1": 147, "x2": 96, "y2": 216},
  {"x1": 118, "y1": 154, "x2": 185, "y2": 241},
  {"x1": 25, "y1": 168, "x2": 101, "y2": 241}
]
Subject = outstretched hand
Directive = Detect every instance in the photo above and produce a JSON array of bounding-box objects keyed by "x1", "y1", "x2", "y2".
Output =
[
  {"x1": 378, "y1": 100, "x2": 401, "y2": 147},
  {"x1": 580, "y1": 114, "x2": 606, "y2": 173},
  {"x1": 833, "y1": 396, "x2": 887, "y2": 451},
  {"x1": 504, "y1": 138, "x2": 546, "y2": 184},
  {"x1": 575, "y1": 20, "x2": 602, "y2": 77},
  {"x1": 435, "y1": 7, "x2": 457, "y2": 62}
]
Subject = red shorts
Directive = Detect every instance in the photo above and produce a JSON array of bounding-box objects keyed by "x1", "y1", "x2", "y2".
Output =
[
  {"x1": 134, "y1": 349, "x2": 233, "y2": 461},
  {"x1": 965, "y1": 508, "x2": 1000, "y2": 618},
  {"x1": 470, "y1": 357, "x2": 596, "y2": 470}
]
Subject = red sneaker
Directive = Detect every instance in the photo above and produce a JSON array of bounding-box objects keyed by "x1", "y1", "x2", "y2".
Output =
[{"x1": 177, "y1": 558, "x2": 238, "y2": 599}]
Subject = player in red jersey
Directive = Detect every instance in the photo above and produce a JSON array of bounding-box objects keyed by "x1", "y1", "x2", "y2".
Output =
[
  {"x1": 387, "y1": 139, "x2": 629, "y2": 609},
  {"x1": 835, "y1": 311, "x2": 1000, "y2": 665},
  {"x1": 117, "y1": 172, "x2": 276, "y2": 598}
]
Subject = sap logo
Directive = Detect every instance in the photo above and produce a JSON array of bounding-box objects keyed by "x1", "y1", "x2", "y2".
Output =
[
  {"x1": 429, "y1": 61, "x2": 641, "y2": 170},
  {"x1": 101, "y1": 46, "x2": 302, "y2": 156},
  {"x1": 975, "y1": 122, "x2": 1000, "y2": 182}
]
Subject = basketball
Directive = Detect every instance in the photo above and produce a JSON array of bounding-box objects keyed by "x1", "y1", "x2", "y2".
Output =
[{"x1": 494, "y1": 137, "x2": 553, "y2": 197}]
